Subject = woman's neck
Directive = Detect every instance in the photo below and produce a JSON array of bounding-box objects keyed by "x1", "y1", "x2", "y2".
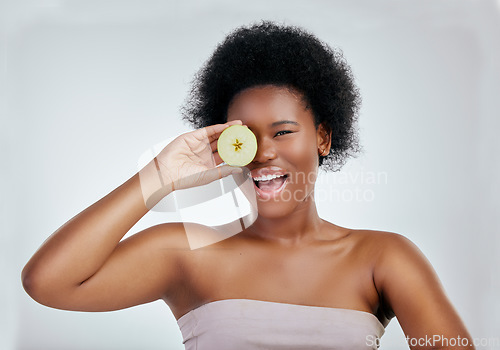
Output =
[{"x1": 245, "y1": 196, "x2": 324, "y2": 246}]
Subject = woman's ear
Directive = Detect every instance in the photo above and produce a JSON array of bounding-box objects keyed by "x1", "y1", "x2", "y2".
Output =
[{"x1": 317, "y1": 122, "x2": 332, "y2": 156}]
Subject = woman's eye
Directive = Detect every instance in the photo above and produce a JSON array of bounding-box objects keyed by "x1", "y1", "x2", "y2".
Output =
[{"x1": 275, "y1": 130, "x2": 293, "y2": 137}]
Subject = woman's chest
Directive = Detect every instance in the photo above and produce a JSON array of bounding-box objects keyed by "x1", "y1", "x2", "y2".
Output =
[{"x1": 176, "y1": 240, "x2": 380, "y2": 317}]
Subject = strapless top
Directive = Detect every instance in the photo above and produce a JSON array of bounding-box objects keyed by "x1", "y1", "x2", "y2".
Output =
[{"x1": 177, "y1": 299, "x2": 385, "y2": 349}]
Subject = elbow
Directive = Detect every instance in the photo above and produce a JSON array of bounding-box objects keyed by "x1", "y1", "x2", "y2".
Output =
[
  {"x1": 21, "y1": 264, "x2": 42, "y2": 302},
  {"x1": 21, "y1": 264, "x2": 55, "y2": 307},
  {"x1": 21, "y1": 263, "x2": 81, "y2": 310}
]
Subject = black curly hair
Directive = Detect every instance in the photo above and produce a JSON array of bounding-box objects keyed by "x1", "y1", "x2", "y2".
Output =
[{"x1": 182, "y1": 21, "x2": 362, "y2": 172}]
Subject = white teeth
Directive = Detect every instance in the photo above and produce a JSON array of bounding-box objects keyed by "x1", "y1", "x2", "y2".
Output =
[{"x1": 253, "y1": 174, "x2": 286, "y2": 182}]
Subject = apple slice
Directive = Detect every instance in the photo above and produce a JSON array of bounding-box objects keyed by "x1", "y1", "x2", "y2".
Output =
[{"x1": 217, "y1": 125, "x2": 258, "y2": 166}]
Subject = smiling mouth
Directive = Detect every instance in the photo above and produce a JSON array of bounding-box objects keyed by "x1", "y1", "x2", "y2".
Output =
[{"x1": 253, "y1": 174, "x2": 289, "y2": 198}]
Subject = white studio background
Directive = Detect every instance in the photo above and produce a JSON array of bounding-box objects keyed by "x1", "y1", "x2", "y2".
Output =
[{"x1": 1, "y1": 0, "x2": 499, "y2": 349}]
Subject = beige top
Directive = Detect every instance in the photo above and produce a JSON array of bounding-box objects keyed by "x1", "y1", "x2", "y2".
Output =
[{"x1": 177, "y1": 299, "x2": 385, "y2": 349}]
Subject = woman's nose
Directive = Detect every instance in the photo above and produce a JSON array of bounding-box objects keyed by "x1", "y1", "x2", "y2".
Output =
[{"x1": 252, "y1": 137, "x2": 277, "y2": 163}]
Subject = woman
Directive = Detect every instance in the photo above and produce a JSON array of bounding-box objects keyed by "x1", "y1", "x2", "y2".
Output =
[{"x1": 22, "y1": 22, "x2": 474, "y2": 349}]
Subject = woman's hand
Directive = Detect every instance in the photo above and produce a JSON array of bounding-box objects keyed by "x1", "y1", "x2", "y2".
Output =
[{"x1": 153, "y1": 120, "x2": 243, "y2": 191}]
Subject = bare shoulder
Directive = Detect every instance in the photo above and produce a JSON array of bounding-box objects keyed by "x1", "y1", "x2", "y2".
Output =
[
  {"x1": 120, "y1": 222, "x2": 194, "y2": 269},
  {"x1": 145, "y1": 222, "x2": 190, "y2": 245},
  {"x1": 336, "y1": 228, "x2": 419, "y2": 259},
  {"x1": 348, "y1": 228, "x2": 412, "y2": 243},
  {"x1": 351, "y1": 229, "x2": 432, "y2": 279},
  {"x1": 123, "y1": 222, "x2": 192, "y2": 254},
  {"x1": 347, "y1": 228, "x2": 420, "y2": 255},
  {"x1": 138, "y1": 221, "x2": 230, "y2": 266}
]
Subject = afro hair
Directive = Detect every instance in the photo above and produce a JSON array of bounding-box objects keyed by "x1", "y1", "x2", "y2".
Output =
[{"x1": 182, "y1": 21, "x2": 362, "y2": 172}]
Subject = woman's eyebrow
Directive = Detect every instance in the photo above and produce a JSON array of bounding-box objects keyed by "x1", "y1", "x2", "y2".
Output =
[{"x1": 269, "y1": 120, "x2": 300, "y2": 127}]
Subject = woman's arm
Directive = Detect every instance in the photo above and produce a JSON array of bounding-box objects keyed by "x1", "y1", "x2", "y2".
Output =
[
  {"x1": 21, "y1": 120, "x2": 242, "y2": 311},
  {"x1": 21, "y1": 168, "x2": 179, "y2": 311},
  {"x1": 374, "y1": 233, "x2": 475, "y2": 350}
]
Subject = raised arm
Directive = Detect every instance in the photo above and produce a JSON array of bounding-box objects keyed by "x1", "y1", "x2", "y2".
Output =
[
  {"x1": 374, "y1": 233, "x2": 475, "y2": 350},
  {"x1": 21, "y1": 120, "x2": 242, "y2": 312}
]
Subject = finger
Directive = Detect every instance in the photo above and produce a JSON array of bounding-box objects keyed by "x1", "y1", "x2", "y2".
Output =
[
  {"x1": 218, "y1": 164, "x2": 243, "y2": 178},
  {"x1": 225, "y1": 119, "x2": 243, "y2": 125},
  {"x1": 207, "y1": 120, "x2": 242, "y2": 142},
  {"x1": 204, "y1": 120, "x2": 243, "y2": 143}
]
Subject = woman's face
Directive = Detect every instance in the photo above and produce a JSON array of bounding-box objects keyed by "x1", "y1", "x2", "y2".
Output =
[{"x1": 226, "y1": 85, "x2": 331, "y2": 218}]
